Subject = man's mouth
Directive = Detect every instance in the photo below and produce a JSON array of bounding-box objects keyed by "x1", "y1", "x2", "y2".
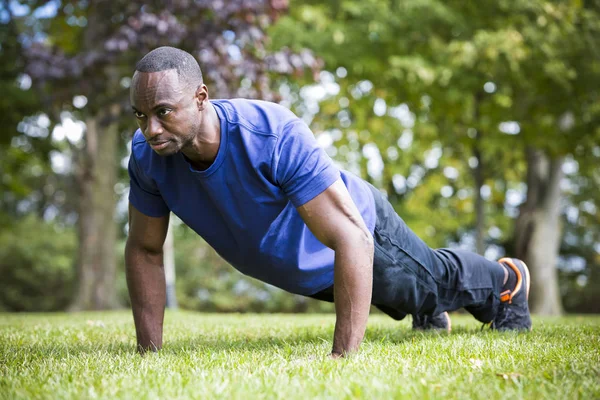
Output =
[{"x1": 149, "y1": 140, "x2": 170, "y2": 150}]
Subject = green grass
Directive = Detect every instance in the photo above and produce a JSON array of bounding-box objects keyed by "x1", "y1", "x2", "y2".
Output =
[{"x1": 1, "y1": 312, "x2": 599, "y2": 399}]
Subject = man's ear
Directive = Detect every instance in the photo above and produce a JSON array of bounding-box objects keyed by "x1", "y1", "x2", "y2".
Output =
[{"x1": 195, "y1": 84, "x2": 209, "y2": 111}]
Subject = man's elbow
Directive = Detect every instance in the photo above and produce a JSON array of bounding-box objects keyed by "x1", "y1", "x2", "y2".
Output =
[{"x1": 125, "y1": 239, "x2": 164, "y2": 266}]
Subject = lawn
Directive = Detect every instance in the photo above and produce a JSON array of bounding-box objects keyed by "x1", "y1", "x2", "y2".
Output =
[{"x1": 1, "y1": 311, "x2": 599, "y2": 399}]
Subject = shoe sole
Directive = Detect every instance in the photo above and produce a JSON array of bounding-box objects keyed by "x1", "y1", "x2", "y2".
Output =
[
  {"x1": 522, "y1": 260, "x2": 531, "y2": 302},
  {"x1": 521, "y1": 260, "x2": 532, "y2": 331}
]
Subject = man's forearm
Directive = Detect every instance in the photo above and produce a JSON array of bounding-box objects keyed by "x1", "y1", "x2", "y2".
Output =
[
  {"x1": 125, "y1": 243, "x2": 166, "y2": 353},
  {"x1": 331, "y1": 234, "x2": 374, "y2": 356}
]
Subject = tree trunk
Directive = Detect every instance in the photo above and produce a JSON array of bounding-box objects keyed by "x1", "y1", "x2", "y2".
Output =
[
  {"x1": 69, "y1": 104, "x2": 120, "y2": 311},
  {"x1": 514, "y1": 148, "x2": 564, "y2": 315}
]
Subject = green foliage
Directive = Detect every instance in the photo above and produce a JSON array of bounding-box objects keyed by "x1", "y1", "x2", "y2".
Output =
[
  {"x1": 0, "y1": 2, "x2": 53, "y2": 224},
  {"x1": 557, "y1": 150, "x2": 600, "y2": 313},
  {"x1": 1, "y1": 312, "x2": 599, "y2": 399},
  {"x1": 0, "y1": 215, "x2": 76, "y2": 311},
  {"x1": 0, "y1": 5, "x2": 40, "y2": 145}
]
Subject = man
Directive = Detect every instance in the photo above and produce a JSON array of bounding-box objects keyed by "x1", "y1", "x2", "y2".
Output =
[{"x1": 126, "y1": 46, "x2": 532, "y2": 357}]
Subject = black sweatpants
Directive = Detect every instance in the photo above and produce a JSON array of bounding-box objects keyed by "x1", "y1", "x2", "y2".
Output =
[{"x1": 309, "y1": 184, "x2": 506, "y2": 323}]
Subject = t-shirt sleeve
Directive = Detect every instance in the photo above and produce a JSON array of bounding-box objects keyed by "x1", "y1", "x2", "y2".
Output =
[
  {"x1": 128, "y1": 150, "x2": 170, "y2": 217},
  {"x1": 272, "y1": 119, "x2": 340, "y2": 207}
]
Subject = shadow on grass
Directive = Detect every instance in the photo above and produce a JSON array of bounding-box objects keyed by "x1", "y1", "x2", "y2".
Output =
[
  {"x1": 161, "y1": 321, "x2": 505, "y2": 354},
  {"x1": 162, "y1": 324, "x2": 536, "y2": 356}
]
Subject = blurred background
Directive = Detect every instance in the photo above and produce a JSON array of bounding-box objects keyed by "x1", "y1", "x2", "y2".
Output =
[{"x1": 0, "y1": 0, "x2": 598, "y2": 315}]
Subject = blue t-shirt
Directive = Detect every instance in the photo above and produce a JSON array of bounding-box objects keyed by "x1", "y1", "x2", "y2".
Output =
[{"x1": 128, "y1": 99, "x2": 376, "y2": 295}]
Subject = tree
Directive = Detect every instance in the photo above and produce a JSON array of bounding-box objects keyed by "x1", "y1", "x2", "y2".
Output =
[
  {"x1": 22, "y1": 0, "x2": 318, "y2": 310},
  {"x1": 271, "y1": 0, "x2": 600, "y2": 314}
]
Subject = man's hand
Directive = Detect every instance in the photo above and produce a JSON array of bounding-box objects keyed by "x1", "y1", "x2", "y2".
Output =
[
  {"x1": 125, "y1": 203, "x2": 169, "y2": 354},
  {"x1": 297, "y1": 179, "x2": 374, "y2": 356}
]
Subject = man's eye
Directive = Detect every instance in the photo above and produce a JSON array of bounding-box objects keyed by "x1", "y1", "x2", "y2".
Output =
[
  {"x1": 133, "y1": 111, "x2": 145, "y2": 118},
  {"x1": 158, "y1": 109, "x2": 172, "y2": 117}
]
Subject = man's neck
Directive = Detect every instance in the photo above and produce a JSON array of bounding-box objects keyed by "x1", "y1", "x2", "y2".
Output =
[{"x1": 181, "y1": 102, "x2": 221, "y2": 170}]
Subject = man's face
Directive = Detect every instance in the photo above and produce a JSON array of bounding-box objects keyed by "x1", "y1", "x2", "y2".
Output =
[{"x1": 130, "y1": 69, "x2": 204, "y2": 156}]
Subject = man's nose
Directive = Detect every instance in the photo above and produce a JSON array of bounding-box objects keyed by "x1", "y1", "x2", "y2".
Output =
[{"x1": 145, "y1": 116, "x2": 163, "y2": 139}]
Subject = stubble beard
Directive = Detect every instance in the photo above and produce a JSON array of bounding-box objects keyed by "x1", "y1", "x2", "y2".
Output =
[{"x1": 178, "y1": 119, "x2": 203, "y2": 158}]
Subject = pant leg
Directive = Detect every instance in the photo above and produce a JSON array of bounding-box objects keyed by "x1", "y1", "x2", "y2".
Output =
[{"x1": 367, "y1": 184, "x2": 506, "y2": 323}]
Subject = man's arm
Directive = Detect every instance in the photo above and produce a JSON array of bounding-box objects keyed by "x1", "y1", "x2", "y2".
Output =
[
  {"x1": 296, "y1": 179, "x2": 374, "y2": 356},
  {"x1": 125, "y1": 203, "x2": 170, "y2": 353}
]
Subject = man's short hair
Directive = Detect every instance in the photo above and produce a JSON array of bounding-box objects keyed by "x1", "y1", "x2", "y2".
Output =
[{"x1": 135, "y1": 46, "x2": 203, "y2": 88}]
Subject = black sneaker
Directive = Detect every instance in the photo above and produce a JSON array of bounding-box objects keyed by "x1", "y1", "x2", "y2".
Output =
[
  {"x1": 412, "y1": 312, "x2": 451, "y2": 332},
  {"x1": 491, "y1": 258, "x2": 532, "y2": 331}
]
